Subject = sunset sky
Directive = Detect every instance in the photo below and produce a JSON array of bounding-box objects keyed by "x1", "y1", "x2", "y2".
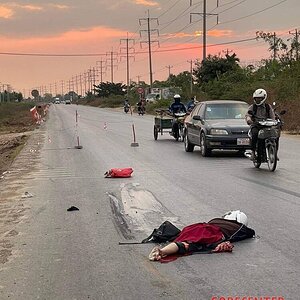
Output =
[{"x1": 0, "y1": 0, "x2": 299, "y2": 97}]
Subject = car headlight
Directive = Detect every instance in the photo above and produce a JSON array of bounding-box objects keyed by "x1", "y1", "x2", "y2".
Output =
[{"x1": 210, "y1": 129, "x2": 228, "y2": 135}]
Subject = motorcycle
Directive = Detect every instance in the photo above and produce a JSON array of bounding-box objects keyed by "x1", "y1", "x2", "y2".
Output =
[
  {"x1": 137, "y1": 104, "x2": 145, "y2": 116},
  {"x1": 245, "y1": 108, "x2": 286, "y2": 171},
  {"x1": 124, "y1": 103, "x2": 130, "y2": 113},
  {"x1": 169, "y1": 112, "x2": 187, "y2": 141}
]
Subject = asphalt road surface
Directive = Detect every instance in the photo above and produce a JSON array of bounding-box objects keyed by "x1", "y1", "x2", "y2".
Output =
[{"x1": 0, "y1": 104, "x2": 299, "y2": 300}]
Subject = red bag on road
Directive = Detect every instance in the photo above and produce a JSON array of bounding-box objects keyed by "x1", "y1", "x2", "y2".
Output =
[{"x1": 104, "y1": 168, "x2": 133, "y2": 178}]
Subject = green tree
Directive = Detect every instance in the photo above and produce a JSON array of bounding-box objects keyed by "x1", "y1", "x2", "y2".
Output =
[
  {"x1": 193, "y1": 53, "x2": 241, "y2": 84},
  {"x1": 94, "y1": 82, "x2": 126, "y2": 97}
]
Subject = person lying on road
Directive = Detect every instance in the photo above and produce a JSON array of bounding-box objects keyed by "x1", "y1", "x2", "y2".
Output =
[{"x1": 149, "y1": 210, "x2": 255, "y2": 262}]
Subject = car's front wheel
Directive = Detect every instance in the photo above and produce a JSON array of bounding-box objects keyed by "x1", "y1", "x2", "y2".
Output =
[
  {"x1": 184, "y1": 130, "x2": 194, "y2": 152},
  {"x1": 200, "y1": 132, "x2": 211, "y2": 157}
]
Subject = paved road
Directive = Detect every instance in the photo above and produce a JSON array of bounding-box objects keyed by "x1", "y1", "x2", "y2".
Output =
[{"x1": 0, "y1": 104, "x2": 299, "y2": 300}]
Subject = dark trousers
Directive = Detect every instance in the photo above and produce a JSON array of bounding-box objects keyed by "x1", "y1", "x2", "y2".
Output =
[{"x1": 250, "y1": 126, "x2": 259, "y2": 151}]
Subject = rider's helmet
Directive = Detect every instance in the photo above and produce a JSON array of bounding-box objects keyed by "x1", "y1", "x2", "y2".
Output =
[
  {"x1": 222, "y1": 210, "x2": 248, "y2": 226},
  {"x1": 174, "y1": 94, "x2": 181, "y2": 104},
  {"x1": 253, "y1": 88, "x2": 267, "y2": 106}
]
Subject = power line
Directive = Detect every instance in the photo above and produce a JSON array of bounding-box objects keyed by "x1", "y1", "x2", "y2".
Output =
[
  {"x1": 159, "y1": 1, "x2": 202, "y2": 31},
  {"x1": 156, "y1": 0, "x2": 182, "y2": 19},
  {"x1": 154, "y1": 37, "x2": 258, "y2": 53},
  {"x1": 0, "y1": 52, "x2": 106, "y2": 57},
  {"x1": 218, "y1": 0, "x2": 288, "y2": 25},
  {"x1": 161, "y1": 0, "x2": 287, "y2": 48},
  {"x1": 0, "y1": 37, "x2": 259, "y2": 58}
]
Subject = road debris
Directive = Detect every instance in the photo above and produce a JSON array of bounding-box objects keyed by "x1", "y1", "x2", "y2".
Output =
[
  {"x1": 21, "y1": 191, "x2": 34, "y2": 198},
  {"x1": 67, "y1": 206, "x2": 79, "y2": 211}
]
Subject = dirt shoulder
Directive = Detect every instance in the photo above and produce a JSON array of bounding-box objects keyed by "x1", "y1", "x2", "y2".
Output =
[
  {"x1": 0, "y1": 132, "x2": 33, "y2": 175},
  {"x1": 0, "y1": 102, "x2": 40, "y2": 176}
]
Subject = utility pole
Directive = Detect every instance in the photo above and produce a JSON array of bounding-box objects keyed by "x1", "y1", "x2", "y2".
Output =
[
  {"x1": 79, "y1": 74, "x2": 83, "y2": 97},
  {"x1": 75, "y1": 75, "x2": 78, "y2": 95},
  {"x1": 139, "y1": 10, "x2": 159, "y2": 89},
  {"x1": 92, "y1": 67, "x2": 97, "y2": 94},
  {"x1": 86, "y1": 68, "x2": 97, "y2": 94},
  {"x1": 120, "y1": 33, "x2": 135, "y2": 97},
  {"x1": 83, "y1": 72, "x2": 88, "y2": 96},
  {"x1": 187, "y1": 60, "x2": 194, "y2": 95},
  {"x1": 68, "y1": 80, "x2": 71, "y2": 95},
  {"x1": 61, "y1": 80, "x2": 64, "y2": 96},
  {"x1": 222, "y1": 49, "x2": 233, "y2": 56},
  {"x1": 86, "y1": 69, "x2": 92, "y2": 93},
  {"x1": 106, "y1": 51, "x2": 118, "y2": 83},
  {"x1": 96, "y1": 60, "x2": 106, "y2": 84},
  {"x1": 190, "y1": 0, "x2": 218, "y2": 61},
  {"x1": 289, "y1": 28, "x2": 299, "y2": 60},
  {"x1": 165, "y1": 65, "x2": 173, "y2": 79},
  {"x1": 273, "y1": 32, "x2": 277, "y2": 61}
]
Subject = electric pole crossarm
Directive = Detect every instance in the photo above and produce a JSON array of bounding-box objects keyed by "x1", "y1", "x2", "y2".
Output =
[
  {"x1": 140, "y1": 41, "x2": 159, "y2": 46},
  {"x1": 140, "y1": 29, "x2": 159, "y2": 36},
  {"x1": 139, "y1": 18, "x2": 159, "y2": 26}
]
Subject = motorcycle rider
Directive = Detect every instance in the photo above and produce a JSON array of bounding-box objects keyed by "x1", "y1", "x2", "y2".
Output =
[
  {"x1": 124, "y1": 99, "x2": 130, "y2": 113},
  {"x1": 245, "y1": 88, "x2": 276, "y2": 160},
  {"x1": 186, "y1": 96, "x2": 196, "y2": 112},
  {"x1": 137, "y1": 98, "x2": 146, "y2": 115},
  {"x1": 169, "y1": 94, "x2": 187, "y2": 114},
  {"x1": 169, "y1": 94, "x2": 187, "y2": 138}
]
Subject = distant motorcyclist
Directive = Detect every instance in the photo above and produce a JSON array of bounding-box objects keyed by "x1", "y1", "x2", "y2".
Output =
[
  {"x1": 245, "y1": 88, "x2": 275, "y2": 160},
  {"x1": 186, "y1": 96, "x2": 196, "y2": 112},
  {"x1": 137, "y1": 99, "x2": 146, "y2": 115},
  {"x1": 124, "y1": 99, "x2": 130, "y2": 113}
]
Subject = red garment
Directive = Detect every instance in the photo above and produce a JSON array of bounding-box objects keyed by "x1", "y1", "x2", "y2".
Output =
[
  {"x1": 174, "y1": 223, "x2": 224, "y2": 244},
  {"x1": 160, "y1": 223, "x2": 224, "y2": 263}
]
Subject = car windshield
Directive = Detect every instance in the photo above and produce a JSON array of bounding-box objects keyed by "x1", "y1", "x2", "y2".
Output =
[{"x1": 204, "y1": 103, "x2": 248, "y2": 119}]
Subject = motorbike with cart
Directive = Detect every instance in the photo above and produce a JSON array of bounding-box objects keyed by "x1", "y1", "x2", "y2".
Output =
[{"x1": 153, "y1": 109, "x2": 187, "y2": 141}]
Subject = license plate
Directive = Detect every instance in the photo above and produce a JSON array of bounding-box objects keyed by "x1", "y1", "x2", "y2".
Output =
[{"x1": 237, "y1": 138, "x2": 250, "y2": 145}]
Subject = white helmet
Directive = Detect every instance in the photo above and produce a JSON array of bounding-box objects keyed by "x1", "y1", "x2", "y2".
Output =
[
  {"x1": 174, "y1": 94, "x2": 181, "y2": 99},
  {"x1": 253, "y1": 88, "x2": 267, "y2": 106},
  {"x1": 223, "y1": 210, "x2": 248, "y2": 226}
]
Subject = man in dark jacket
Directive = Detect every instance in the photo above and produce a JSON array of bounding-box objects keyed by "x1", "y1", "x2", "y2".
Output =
[
  {"x1": 245, "y1": 88, "x2": 276, "y2": 160},
  {"x1": 169, "y1": 94, "x2": 186, "y2": 114}
]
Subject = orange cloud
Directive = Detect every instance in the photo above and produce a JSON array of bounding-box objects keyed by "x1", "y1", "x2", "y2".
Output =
[
  {"x1": 163, "y1": 29, "x2": 233, "y2": 40},
  {"x1": 0, "y1": 6, "x2": 14, "y2": 19},
  {"x1": 208, "y1": 29, "x2": 233, "y2": 37},
  {"x1": 0, "y1": 2, "x2": 69, "y2": 17},
  {"x1": 48, "y1": 4, "x2": 69, "y2": 10},
  {"x1": 19, "y1": 5, "x2": 43, "y2": 11},
  {"x1": 134, "y1": 0, "x2": 159, "y2": 6},
  {"x1": 0, "y1": 26, "x2": 130, "y2": 53},
  {"x1": 194, "y1": 29, "x2": 233, "y2": 37},
  {"x1": 164, "y1": 32, "x2": 194, "y2": 39}
]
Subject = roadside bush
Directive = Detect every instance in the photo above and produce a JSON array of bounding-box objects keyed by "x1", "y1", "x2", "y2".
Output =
[
  {"x1": 79, "y1": 95, "x2": 125, "y2": 107},
  {"x1": 144, "y1": 99, "x2": 172, "y2": 114}
]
